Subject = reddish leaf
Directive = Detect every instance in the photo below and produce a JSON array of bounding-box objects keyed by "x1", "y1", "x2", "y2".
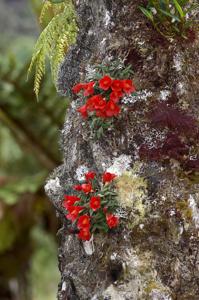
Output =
[{"x1": 150, "y1": 103, "x2": 197, "y2": 136}]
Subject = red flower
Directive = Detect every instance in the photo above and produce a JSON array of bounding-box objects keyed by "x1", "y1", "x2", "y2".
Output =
[
  {"x1": 95, "y1": 110, "x2": 107, "y2": 118},
  {"x1": 94, "y1": 98, "x2": 107, "y2": 111},
  {"x1": 73, "y1": 185, "x2": 82, "y2": 191},
  {"x1": 103, "y1": 207, "x2": 108, "y2": 213},
  {"x1": 77, "y1": 105, "x2": 88, "y2": 118},
  {"x1": 106, "y1": 214, "x2": 119, "y2": 228},
  {"x1": 105, "y1": 100, "x2": 121, "y2": 117},
  {"x1": 102, "y1": 172, "x2": 117, "y2": 183},
  {"x1": 77, "y1": 215, "x2": 91, "y2": 229},
  {"x1": 90, "y1": 196, "x2": 101, "y2": 211},
  {"x1": 84, "y1": 82, "x2": 95, "y2": 96},
  {"x1": 63, "y1": 195, "x2": 80, "y2": 209},
  {"x1": 122, "y1": 79, "x2": 136, "y2": 94},
  {"x1": 85, "y1": 171, "x2": 96, "y2": 181},
  {"x1": 86, "y1": 95, "x2": 106, "y2": 111},
  {"x1": 99, "y1": 75, "x2": 112, "y2": 91},
  {"x1": 111, "y1": 79, "x2": 123, "y2": 92},
  {"x1": 110, "y1": 90, "x2": 123, "y2": 103},
  {"x1": 81, "y1": 183, "x2": 93, "y2": 194},
  {"x1": 78, "y1": 228, "x2": 91, "y2": 241},
  {"x1": 66, "y1": 206, "x2": 84, "y2": 221},
  {"x1": 72, "y1": 83, "x2": 85, "y2": 94}
]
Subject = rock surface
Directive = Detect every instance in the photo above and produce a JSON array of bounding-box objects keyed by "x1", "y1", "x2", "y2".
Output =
[{"x1": 45, "y1": 1, "x2": 199, "y2": 299}]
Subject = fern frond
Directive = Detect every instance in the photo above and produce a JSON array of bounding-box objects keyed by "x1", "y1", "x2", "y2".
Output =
[
  {"x1": 52, "y1": 2, "x2": 65, "y2": 16},
  {"x1": 28, "y1": 0, "x2": 77, "y2": 97},
  {"x1": 34, "y1": 49, "x2": 45, "y2": 99},
  {"x1": 39, "y1": 1, "x2": 52, "y2": 25},
  {"x1": 51, "y1": 33, "x2": 68, "y2": 81}
]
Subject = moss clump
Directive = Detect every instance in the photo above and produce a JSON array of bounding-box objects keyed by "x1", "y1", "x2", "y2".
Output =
[
  {"x1": 176, "y1": 200, "x2": 193, "y2": 222},
  {"x1": 145, "y1": 281, "x2": 159, "y2": 294},
  {"x1": 115, "y1": 168, "x2": 147, "y2": 209}
]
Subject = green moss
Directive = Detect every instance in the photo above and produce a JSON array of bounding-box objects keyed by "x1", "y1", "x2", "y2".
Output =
[
  {"x1": 145, "y1": 281, "x2": 159, "y2": 294},
  {"x1": 176, "y1": 200, "x2": 193, "y2": 222},
  {"x1": 115, "y1": 168, "x2": 147, "y2": 209}
]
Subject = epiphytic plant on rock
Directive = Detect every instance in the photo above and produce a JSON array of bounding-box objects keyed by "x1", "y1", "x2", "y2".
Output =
[
  {"x1": 72, "y1": 61, "x2": 136, "y2": 138},
  {"x1": 140, "y1": 0, "x2": 198, "y2": 39},
  {"x1": 139, "y1": 101, "x2": 199, "y2": 178},
  {"x1": 62, "y1": 171, "x2": 119, "y2": 241}
]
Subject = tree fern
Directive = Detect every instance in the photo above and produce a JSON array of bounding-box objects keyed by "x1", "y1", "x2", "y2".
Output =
[{"x1": 28, "y1": 0, "x2": 77, "y2": 98}]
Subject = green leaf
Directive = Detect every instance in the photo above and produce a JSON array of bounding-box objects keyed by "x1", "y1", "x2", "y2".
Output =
[
  {"x1": 139, "y1": 7, "x2": 154, "y2": 22},
  {"x1": 50, "y1": 0, "x2": 64, "y2": 3},
  {"x1": 103, "y1": 191, "x2": 118, "y2": 196},
  {"x1": 97, "y1": 127, "x2": 104, "y2": 138},
  {"x1": 159, "y1": 0, "x2": 167, "y2": 11},
  {"x1": 28, "y1": 0, "x2": 77, "y2": 96},
  {"x1": 159, "y1": 8, "x2": 180, "y2": 21},
  {"x1": 92, "y1": 223, "x2": 109, "y2": 233},
  {"x1": 0, "y1": 172, "x2": 47, "y2": 205},
  {"x1": 173, "y1": 0, "x2": 185, "y2": 19}
]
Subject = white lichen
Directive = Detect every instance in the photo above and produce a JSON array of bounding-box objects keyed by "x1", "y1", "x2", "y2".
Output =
[
  {"x1": 159, "y1": 90, "x2": 171, "y2": 101},
  {"x1": 150, "y1": 289, "x2": 172, "y2": 300},
  {"x1": 176, "y1": 82, "x2": 186, "y2": 96},
  {"x1": 75, "y1": 165, "x2": 89, "y2": 182},
  {"x1": 103, "y1": 285, "x2": 125, "y2": 300},
  {"x1": 61, "y1": 281, "x2": 67, "y2": 292},
  {"x1": 107, "y1": 154, "x2": 132, "y2": 176},
  {"x1": 173, "y1": 53, "x2": 183, "y2": 72},
  {"x1": 83, "y1": 235, "x2": 95, "y2": 256},
  {"x1": 141, "y1": 127, "x2": 168, "y2": 149},
  {"x1": 44, "y1": 177, "x2": 61, "y2": 194},
  {"x1": 100, "y1": 37, "x2": 107, "y2": 47},
  {"x1": 104, "y1": 10, "x2": 111, "y2": 27},
  {"x1": 122, "y1": 90, "x2": 152, "y2": 105},
  {"x1": 71, "y1": 99, "x2": 79, "y2": 109},
  {"x1": 115, "y1": 207, "x2": 128, "y2": 219},
  {"x1": 97, "y1": 247, "x2": 173, "y2": 300},
  {"x1": 85, "y1": 64, "x2": 97, "y2": 81},
  {"x1": 188, "y1": 195, "x2": 199, "y2": 228},
  {"x1": 110, "y1": 252, "x2": 118, "y2": 260}
]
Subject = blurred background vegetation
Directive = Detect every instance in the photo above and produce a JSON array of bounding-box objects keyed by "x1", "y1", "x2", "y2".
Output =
[{"x1": 0, "y1": 0, "x2": 68, "y2": 299}]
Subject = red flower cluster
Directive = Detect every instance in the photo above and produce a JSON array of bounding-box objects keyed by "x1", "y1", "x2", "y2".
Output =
[
  {"x1": 62, "y1": 170, "x2": 119, "y2": 241},
  {"x1": 72, "y1": 75, "x2": 136, "y2": 120}
]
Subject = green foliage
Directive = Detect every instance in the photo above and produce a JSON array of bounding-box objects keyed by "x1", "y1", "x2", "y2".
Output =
[
  {"x1": 0, "y1": 37, "x2": 66, "y2": 249},
  {"x1": 0, "y1": 172, "x2": 47, "y2": 205},
  {"x1": 139, "y1": 0, "x2": 198, "y2": 39},
  {"x1": 91, "y1": 60, "x2": 134, "y2": 81},
  {"x1": 0, "y1": 37, "x2": 67, "y2": 173},
  {"x1": 30, "y1": 227, "x2": 60, "y2": 300},
  {"x1": 0, "y1": 215, "x2": 17, "y2": 253},
  {"x1": 0, "y1": 1, "x2": 62, "y2": 297},
  {"x1": 28, "y1": 0, "x2": 78, "y2": 98}
]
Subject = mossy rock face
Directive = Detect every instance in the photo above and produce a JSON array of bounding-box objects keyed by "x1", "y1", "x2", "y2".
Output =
[{"x1": 45, "y1": 0, "x2": 199, "y2": 299}]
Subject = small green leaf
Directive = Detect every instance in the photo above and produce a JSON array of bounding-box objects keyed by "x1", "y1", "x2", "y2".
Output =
[
  {"x1": 159, "y1": 8, "x2": 180, "y2": 21},
  {"x1": 50, "y1": 0, "x2": 64, "y2": 3},
  {"x1": 173, "y1": 0, "x2": 185, "y2": 19},
  {"x1": 97, "y1": 127, "x2": 104, "y2": 139},
  {"x1": 139, "y1": 7, "x2": 154, "y2": 22}
]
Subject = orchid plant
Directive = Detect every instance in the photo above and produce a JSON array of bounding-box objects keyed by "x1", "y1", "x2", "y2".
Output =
[
  {"x1": 62, "y1": 170, "x2": 120, "y2": 241},
  {"x1": 72, "y1": 61, "x2": 136, "y2": 138}
]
